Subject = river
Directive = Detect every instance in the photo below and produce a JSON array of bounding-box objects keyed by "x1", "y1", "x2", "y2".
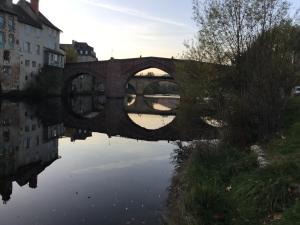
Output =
[{"x1": 0, "y1": 95, "x2": 214, "y2": 225}]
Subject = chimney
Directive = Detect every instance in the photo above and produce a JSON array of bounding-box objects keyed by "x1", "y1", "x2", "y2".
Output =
[{"x1": 30, "y1": 0, "x2": 39, "y2": 14}]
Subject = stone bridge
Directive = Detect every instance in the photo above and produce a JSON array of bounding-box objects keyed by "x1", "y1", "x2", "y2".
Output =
[{"x1": 63, "y1": 57, "x2": 183, "y2": 98}]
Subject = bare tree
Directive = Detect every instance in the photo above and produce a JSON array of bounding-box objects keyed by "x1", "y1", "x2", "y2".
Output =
[
  {"x1": 180, "y1": 0, "x2": 298, "y2": 145},
  {"x1": 187, "y1": 0, "x2": 291, "y2": 64}
]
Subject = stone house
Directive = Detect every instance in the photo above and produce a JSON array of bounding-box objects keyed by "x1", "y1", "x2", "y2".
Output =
[
  {"x1": 0, "y1": 0, "x2": 64, "y2": 92},
  {"x1": 61, "y1": 40, "x2": 98, "y2": 63}
]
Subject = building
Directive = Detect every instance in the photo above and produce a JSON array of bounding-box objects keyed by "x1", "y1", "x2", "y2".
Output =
[
  {"x1": 0, "y1": 101, "x2": 60, "y2": 203},
  {"x1": 0, "y1": 0, "x2": 20, "y2": 91},
  {"x1": 61, "y1": 40, "x2": 98, "y2": 63},
  {"x1": 0, "y1": 0, "x2": 64, "y2": 92}
]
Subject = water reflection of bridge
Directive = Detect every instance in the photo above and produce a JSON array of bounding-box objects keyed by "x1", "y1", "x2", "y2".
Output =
[
  {"x1": 125, "y1": 95, "x2": 178, "y2": 115},
  {"x1": 39, "y1": 97, "x2": 217, "y2": 142}
]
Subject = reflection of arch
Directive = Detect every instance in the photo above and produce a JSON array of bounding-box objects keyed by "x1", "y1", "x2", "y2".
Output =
[
  {"x1": 125, "y1": 95, "x2": 178, "y2": 115},
  {"x1": 127, "y1": 113, "x2": 176, "y2": 130},
  {"x1": 125, "y1": 94, "x2": 136, "y2": 107},
  {"x1": 62, "y1": 95, "x2": 106, "y2": 120}
]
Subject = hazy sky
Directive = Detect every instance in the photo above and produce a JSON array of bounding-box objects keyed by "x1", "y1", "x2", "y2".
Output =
[{"x1": 13, "y1": 0, "x2": 300, "y2": 60}]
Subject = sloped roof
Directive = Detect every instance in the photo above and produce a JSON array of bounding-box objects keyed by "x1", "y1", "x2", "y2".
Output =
[
  {"x1": 0, "y1": 1, "x2": 62, "y2": 32},
  {"x1": 73, "y1": 41, "x2": 94, "y2": 51},
  {"x1": 0, "y1": 2, "x2": 17, "y2": 15},
  {"x1": 12, "y1": 4, "x2": 42, "y2": 29},
  {"x1": 20, "y1": 0, "x2": 61, "y2": 31}
]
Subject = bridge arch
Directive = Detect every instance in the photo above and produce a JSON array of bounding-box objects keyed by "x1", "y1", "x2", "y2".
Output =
[{"x1": 62, "y1": 66, "x2": 105, "y2": 96}]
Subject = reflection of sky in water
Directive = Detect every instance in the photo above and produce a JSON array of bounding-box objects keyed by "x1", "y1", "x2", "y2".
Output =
[
  {"x1": 128, "y1": 113, "x2": 176, "y2": 130},
  {"x1": 0, "y1": 133, "x2": 175, "y2": 225},
  {"x1": 152, "y1": 103, "x2": 171, "y2": 111}
]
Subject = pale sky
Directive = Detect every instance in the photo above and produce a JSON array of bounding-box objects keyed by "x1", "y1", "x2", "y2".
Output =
[{"x1": 13, "y1": 0, "x2": 300, "y2": 60}]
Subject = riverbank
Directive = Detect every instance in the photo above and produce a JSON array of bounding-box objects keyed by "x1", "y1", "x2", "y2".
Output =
[{"x1": 166, "y1": 97, "x2": 300, "y2": 225}]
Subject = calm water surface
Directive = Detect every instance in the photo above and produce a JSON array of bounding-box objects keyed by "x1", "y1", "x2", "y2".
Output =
[{"x1": 0, "y1": 96, "x2": 209, "y2": 225}]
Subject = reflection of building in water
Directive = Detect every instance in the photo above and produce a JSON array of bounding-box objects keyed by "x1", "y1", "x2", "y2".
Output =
[
  {"x1": 64, "y1": 128, "x2": 92, "y2": 142},
  {"x1": 0, "y1": 102, "x2": 62, "y2": 204}
]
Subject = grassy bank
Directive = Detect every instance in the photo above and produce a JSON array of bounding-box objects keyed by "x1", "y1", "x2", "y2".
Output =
[{"x1": 167, "y1": 98, "x2": 300, "y2": 225}]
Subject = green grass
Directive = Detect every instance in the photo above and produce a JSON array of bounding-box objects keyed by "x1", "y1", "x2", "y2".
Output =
[
  {"x1": 168, "y1": 98, "x2": 300, "y2": 225},
  {"x1": 272, "y1": 202, "x2": 300, "y2": 225}
]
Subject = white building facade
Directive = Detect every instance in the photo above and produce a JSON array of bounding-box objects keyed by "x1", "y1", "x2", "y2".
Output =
[{"x1": 0, "y1": 0, "x2": 64, "y2": 92}]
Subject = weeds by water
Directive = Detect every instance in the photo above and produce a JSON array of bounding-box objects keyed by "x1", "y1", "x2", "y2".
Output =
[{"x1": 167, "y1": 98, "x2": 300, "y2": 225}]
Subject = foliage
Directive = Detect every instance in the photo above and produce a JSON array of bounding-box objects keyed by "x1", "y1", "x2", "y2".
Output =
[
  {"x1": 179, "y1": 0, "x2": 298, "y2": 145},
  {"x1": 26, "y1": 66, "x2": 63, "y2": 97},
  {"x1": 64, "y1": 46, "x2": 78, "y2": 63},
  {"x1": 168, "y1": 98, "x2": 300, "y2": 225}
]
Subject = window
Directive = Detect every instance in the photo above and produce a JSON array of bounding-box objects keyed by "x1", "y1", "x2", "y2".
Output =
[
  {"x1": 80, "y1": 50, "x2": 83, "y2": 55},
  {"x1": 25, "y1": 42, "x2": 31, "y2": 53},
  {"x1": 25, "y1": 25, "x2": 31, "y2": 34},
  {"x1": 2, "y1": 66, "x2": 11, "y2": 76},
  {"x1": 25, "y1": 60, "x2": 30, "y2": 67},
  {"x1": 36, "y1": 136, "x2": 39, "y2": 146},
  {"x1": 32, "y1": 61, "x2": 36, "y2": 67},
  {"x1": 8, "y1": 17, "x2": 14, "y2": 32},
  {"x1": 25, "y1": 126, "x2": 30, "y2": 132},
  {"x1": 3, "y1": 50, "x2": 10, "y2": 62},
  {"x1": 36, "y1": 29, "x2": 41, "y2": 38},
  {"x1": 0, "y1": 15, "x2": 4, "y2": 30},
  {"x1": 36, "y1": 45, "x2": 40, "y2": 55},
  {"x1": 8, "y1": 34, "x2": 14, "y2": 48},
  {"x1": 26, "y1": 137, "x2": 30, "y2": 149},
  {"x1": 0, "y1": 32, "x2": 5, "y2": 49},
  {"x1": 3, "y1": 130, "x2": 10, "y2": 142},
  {"x1": 54, "y1": 54, "x2": 58, "y2": 62},
  {"x1": 85, "y1": 51, "x2": 88, "y2": 55}
]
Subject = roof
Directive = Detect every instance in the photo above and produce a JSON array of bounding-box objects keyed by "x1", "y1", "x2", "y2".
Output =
[
  {"x1": 12, "y1": 5, "x2": 42, "y2": 29},
  {"x1": 61, "y1": 41, "x2": 97, "y2": 59},
  {"x1": 73, "y1": 41, "x2": 94, "y2": 52},
  {"x1": 2, "y1": 1, "x2": 62, "y2": 32},
  {"x1": 0, "y1": 2, "x2": 17, "y2": 15}
]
